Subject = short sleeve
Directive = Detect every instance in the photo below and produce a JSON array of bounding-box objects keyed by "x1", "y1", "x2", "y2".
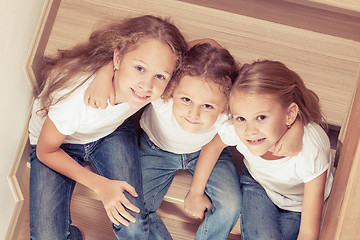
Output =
[
  {"x1": 297, "y1": 123, "x2": 331, "y2": 183},
  {"x1": 48, "y1": 87, "x2": 86, "y2": 136},
  {"x1": 218, "y1": 120, "x2": 240, "y2": 147},
  {"x1": 151, "y1": 98, "x2": 166, "y2": 108},
  {"x1": 214, "y1": 114, "x2": 230, "y2": 132}
]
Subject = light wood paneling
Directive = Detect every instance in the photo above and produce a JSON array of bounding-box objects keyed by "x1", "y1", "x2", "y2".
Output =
[
  {"x1": 180, "y1": 0, "x2": 360, "y2": 40},
  {"x1": 320, "y1": 77, "x2": 360, "y2": 240},
  {"x1": 39, "y1": 0, "x2": 360, "y2": 128}
]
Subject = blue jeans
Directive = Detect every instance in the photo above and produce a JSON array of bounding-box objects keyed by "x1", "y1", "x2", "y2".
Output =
[
  {"x1": 240, "y1": 164, "x2": 301, "y2": 240},
  {"x1": 29, "y1": 118, "x2": 149, "y2": 240},
  {"x1": 139, "y1": 133, "x2": 242, "y2": 240}
]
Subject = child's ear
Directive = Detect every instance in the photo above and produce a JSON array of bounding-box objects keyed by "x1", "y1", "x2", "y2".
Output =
[
  {"x1": 286, "y1": 102, "x2": 299, "y2": 126},
  {"x1": 113, "y1": 49, "x2": 121, "y2": 70}
]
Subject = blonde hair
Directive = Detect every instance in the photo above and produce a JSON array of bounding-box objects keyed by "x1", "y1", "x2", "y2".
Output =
[
  {"x1": 162, "y1": 43, "x2": 239, "y2": 100},
  {"x1": 231, "y1": 60, "x2": 325, "y2": 126},
  {"x1": 38, "y1": 15, "x2": 187, "y2": 115}
]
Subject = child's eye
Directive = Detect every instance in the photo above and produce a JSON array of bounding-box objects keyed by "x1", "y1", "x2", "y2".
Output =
[
  {"x1": 155, "y1": 74, "x2": 166, "y2": 81},
  {"x1": 203, "y1": 104, "x2": 214, "y2": 110},
  {"x1": 181, "y1": 97, "x2": 191, "y2": 103},
  {"x1": 235, "y1": 116, "x2": 245, "y2": 122},
  {"x1": 257, "y1": 115, "x2": 266, "y2": 120},
  {"x1": 135, "y1": 66, "x2": 144, "y2": 72}
]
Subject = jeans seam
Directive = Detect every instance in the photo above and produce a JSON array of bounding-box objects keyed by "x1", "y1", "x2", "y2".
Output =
[
  {"x1": 88, "y1": 155, "x2": 103, "y2": 176},
  {"x1": 200, "y1": 213, "x2": 209, "y2": 240},
  {"x1": 142, "y1": 133, "x2": 161, "y2": 150},
  {"x1": 149, "y1": 171, "x2": 175, "y2": 211},
  {"x1": 66, "y1": 179, "x2": 76, "y2": 236}
]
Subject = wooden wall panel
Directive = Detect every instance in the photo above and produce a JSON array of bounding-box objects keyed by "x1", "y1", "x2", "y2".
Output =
[
  {"x1": 320, "y1": 77, "x2": 360, "y2": 240},
  {"x1": 180, "y1": 0, "x2": 360, "y2": 41},
  {"x1": 37, "y1": 0, "x2": 360, "y2": 127}
]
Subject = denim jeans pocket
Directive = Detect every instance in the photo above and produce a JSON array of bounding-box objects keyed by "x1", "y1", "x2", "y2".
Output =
[{"x1": 142, "y1": 133, "x2": 161, "y2": 151}]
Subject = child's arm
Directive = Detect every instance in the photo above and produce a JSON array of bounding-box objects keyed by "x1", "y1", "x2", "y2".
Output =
[
  {"x1": 272, "y1": 119, "x2": 304, "y2": 156},
  {"x1": 84, "y1": 62, "x2": 115, "y2": 109},
  {"x1": 184, "y1": 134, "x2": 228, "y2": 219},
  {"x1": 297, "y1": 171, "x2": 327, "y2": 240},
  {"x1": 37, "y1": 117, "x2": 140, "y2": 226},
  {"x1": 84, "y1": 39, "x2": 222, "y2": 109}
]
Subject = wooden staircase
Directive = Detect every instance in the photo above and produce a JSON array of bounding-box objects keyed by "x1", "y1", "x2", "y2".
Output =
[{"x1": 7, "y1": 0, "x2": 360, "y2": 239}]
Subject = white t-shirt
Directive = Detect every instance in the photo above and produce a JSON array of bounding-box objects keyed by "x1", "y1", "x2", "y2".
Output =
[
  {"x1": 29, "y1": 74, "x2": 138, "y2": 145},
  {"x1": 219, "y1": 121, "x2": 333, "y2": 212},
  {"x1": 140, "y1": 98, "x2": 228, "y2": 154}
]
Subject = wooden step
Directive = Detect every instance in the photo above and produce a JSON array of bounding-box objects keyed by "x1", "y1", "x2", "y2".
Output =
[
  {"x1": 73, "y1": 167, "x2": 193, "y2": 205},
  {"x1": 73, "y1": 168, "x2": 242, "y2": 237}
]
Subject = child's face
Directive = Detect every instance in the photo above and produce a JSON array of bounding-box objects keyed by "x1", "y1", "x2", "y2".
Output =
[
  {"x1": 112, "y1": 38, "x2": 176, "y2": 109},
  {"x1": 172, "y1": 75, "x2": 227, "y2": 133},
  {"x1": 230, "y1": 90, "x2": 289, "y2": 157}
]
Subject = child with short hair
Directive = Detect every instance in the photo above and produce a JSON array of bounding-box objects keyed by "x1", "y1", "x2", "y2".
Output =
[
  {"x1": 139, "y1": 42, "x2": 241, "y2": 240},
  {"x1": 28, "y1": 15, "x2": 187, "y2": 240},
  {"x1": 193, "y1": 60, "x2": 333, "y2": 240}
]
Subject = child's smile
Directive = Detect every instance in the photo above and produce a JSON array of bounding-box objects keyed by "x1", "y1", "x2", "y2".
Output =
[
  {"x1": 246, "y1": 137, "x2": 266, "y2": 145},
  {"x1": 131, "y1": 88, "x2": 150, "y2": 100},
  {"x1": 113, "y1": 38, "x2": 176, "y2": 109},
  {"x1": 230, "y1": 91, "x2": 289, "y2": 157}
]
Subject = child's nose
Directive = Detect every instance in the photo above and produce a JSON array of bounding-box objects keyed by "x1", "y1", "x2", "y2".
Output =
[
  {"x1": 138, "y1": 76, "x2": 154, "y2": 92},
  {"x1": 188, "y1": 106, "x2": 200, "y2": 119},
  {"x1": 245, "y1": 123, "x2": 258, "y2": 135}
]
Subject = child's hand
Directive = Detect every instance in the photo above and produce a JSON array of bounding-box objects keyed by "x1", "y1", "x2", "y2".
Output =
[
  {"x1": 84, "y1": 62, "x2": 115, "y2": 109},
  {"x1": 84, "y1": 79, "x2": 115, "y2": 109},
  {"x1": 184, "y1": 190, "x2": 212, "y2": 219},
  {"x1": 95, "y1": 178, "x2": 140, "y2": 226}
]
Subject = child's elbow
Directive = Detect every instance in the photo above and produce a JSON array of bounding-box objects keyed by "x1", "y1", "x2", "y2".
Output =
[{"x1": 35, "y1": 144, "x2": 50, "y2": 163}]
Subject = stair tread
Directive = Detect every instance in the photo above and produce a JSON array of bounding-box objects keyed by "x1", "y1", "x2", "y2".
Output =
[{"x1": 73, "y1": 169, "x2": 193, "y2": 204}]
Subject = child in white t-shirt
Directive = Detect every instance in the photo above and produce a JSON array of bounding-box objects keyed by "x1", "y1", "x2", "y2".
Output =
[
  {"x1": 139, "y1": 42, "x2": 241, "y2": 240},
  {"x1": 193, "y1": 60, "x2": 333, "y2": 240},
  {"x1": 28, "y1": 15, "x2": 187, "y2": 240}
]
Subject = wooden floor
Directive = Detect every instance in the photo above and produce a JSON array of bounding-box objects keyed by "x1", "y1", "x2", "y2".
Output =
[{"x1": 17, "y1": 170, "x2": 241, "y2": 240}]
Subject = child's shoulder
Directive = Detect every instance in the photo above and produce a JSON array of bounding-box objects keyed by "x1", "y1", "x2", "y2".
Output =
[
  {"x1": 303, "y1": 122, "x2": 330, "y2": 151},
  {"x1": 217, "y1": 119, "x2": 241, "y2": 147},
  {"x1": 49, "y1": 74, "x2": 96, "y2": 114},
  {"x1": 214, "y1": 113, "x2": 230, "y2": 128},
  {"x1": 151, "y1": 98, "x2": 169, "y2": 107},
  {"x1": 296, "y1": 122, "x2": 331, "y2": 182}
]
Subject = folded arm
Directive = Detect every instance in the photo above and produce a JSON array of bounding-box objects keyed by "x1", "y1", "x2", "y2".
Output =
[{"x1": 36, "y1": 117, "x2": 139, "y2": 226}]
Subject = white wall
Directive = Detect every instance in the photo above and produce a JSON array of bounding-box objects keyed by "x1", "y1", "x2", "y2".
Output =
[{"x1": 0, "y1": 0, "x2": 45, "y2": 239}]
